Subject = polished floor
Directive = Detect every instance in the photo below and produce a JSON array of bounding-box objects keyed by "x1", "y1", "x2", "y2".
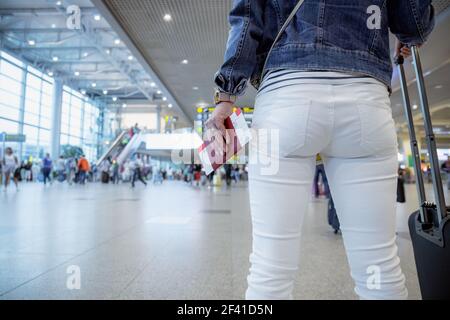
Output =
[{"x1": 0, "y1": 179, "x2": 448, "y2": 300}]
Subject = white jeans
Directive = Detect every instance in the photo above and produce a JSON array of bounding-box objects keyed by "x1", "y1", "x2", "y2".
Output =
[{"x1": 247, "y1": 81, "x2": 408, "y2": 300}]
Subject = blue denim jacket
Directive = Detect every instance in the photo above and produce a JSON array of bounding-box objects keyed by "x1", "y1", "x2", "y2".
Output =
[{"x1": 215, "y1": 0, "x2": 435, "y2": 95}]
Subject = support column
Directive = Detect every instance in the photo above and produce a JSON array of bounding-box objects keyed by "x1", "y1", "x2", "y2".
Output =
[
  {"x1": 156, "y1": 105, "x2": 162, "y2": 133},
  {"x1": 50, "y1": 78, "x2": 63, "y2": 159},
  {"x1": 17, "y1": 69, "x2": 27, "y2": 161}
]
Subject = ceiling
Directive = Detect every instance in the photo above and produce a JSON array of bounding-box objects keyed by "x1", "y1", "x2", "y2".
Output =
[
  {"x1": 97, "y1": 0, "x2": 449, "y2": 134},
  {"x1": 0, "y1": 0, "x2": 448, "y2": 135},
  {"x1": 0, "y1": 0, "x2": 183, "y2": 123}
]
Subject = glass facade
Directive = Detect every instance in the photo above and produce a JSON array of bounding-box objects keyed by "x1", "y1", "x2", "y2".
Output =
[
  {"x1": 0, "y1": 50, "x2": 102, "y2": 162},
  {"x1": 61, "y1": 86, "x2": 100, "y2": 161}
]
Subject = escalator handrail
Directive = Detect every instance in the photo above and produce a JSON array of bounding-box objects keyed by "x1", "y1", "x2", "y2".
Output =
[{"x1": 96, "y1": 131, "x2": 127, "y2": 166}]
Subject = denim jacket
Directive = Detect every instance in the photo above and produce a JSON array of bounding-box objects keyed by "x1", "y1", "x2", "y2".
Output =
[{"x1": 215, "y1": 0, "x2": 435, "y2": 95}]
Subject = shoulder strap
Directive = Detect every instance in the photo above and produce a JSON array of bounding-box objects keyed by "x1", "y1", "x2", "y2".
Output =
[{"x1": 262, "y1": 0, "x2": 305, "y2": 74}]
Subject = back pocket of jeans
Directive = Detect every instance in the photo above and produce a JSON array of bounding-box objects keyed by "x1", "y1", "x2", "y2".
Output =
[
  {"x1": 277, "y1": 101, "x2": 312, "y2": 157},
  {"x1": 357, "y1": 102, "x2": 398, "y2": 155}
]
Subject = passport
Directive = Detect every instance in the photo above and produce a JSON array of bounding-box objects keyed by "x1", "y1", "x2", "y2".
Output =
[{"x1": 198, "y1": 108, "x2": 251, "y2": 175}]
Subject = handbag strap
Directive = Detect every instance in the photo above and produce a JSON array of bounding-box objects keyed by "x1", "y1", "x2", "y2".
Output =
[{"x1": 262, "y1": 0, "x2": 305, "y2": 75}]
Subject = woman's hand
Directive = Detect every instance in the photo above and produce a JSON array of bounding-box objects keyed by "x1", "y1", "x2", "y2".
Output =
[
  {"x1": 205, "y1": 101, "x2": 234, "y2": 140},
  {"x1": 394, "y1": 39, "x2": 412, "y2": 59}
]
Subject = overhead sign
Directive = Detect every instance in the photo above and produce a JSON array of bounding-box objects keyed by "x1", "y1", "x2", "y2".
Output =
[{"x1": 0, "y1": 133, "x2": 26, "y2": 143}]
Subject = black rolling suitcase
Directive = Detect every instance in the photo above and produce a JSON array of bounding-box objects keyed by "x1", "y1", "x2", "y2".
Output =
[
  {"x1": 101, "y1": 171, "x2": 110, "y2": 184},
  {"x1": 395, "y1": 46, "x2": 450, "y2": 300}
]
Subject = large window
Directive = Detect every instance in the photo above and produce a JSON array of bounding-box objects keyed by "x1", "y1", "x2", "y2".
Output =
[
  {"x1": 61, "y1": 86, "x2": 100, "y2": 161},
  {"x1": 22, "y1": 66, "x2": 53, "y2": 158},
  {"x1": 0, "y1": 50, "x2": 102, "y2": 161},
  {"x1": 0, "y1": 51, "x2": 24, "y2": 124}
]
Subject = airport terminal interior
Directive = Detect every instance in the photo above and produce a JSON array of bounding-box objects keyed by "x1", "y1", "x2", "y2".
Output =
[{"x1": 0, "y1": 0, "x2": 449, "y2": 300}]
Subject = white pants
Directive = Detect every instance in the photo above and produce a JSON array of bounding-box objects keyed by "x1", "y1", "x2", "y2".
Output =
[{"x1": 247, "y1": 81, "x2": 408, "y2": 300}]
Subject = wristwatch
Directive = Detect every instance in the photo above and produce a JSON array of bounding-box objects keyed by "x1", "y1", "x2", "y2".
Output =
[{"x1": 214, "y1": 90, "x2": 237, "y2": 105}]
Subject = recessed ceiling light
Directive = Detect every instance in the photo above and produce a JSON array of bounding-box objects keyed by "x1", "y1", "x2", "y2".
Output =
[
  {"x1": 91, "y1": 83, "x2": 97, "y2": 88},
  {"x1": 56, "y1": 1, "x2": 62, "y2": 6},
  {"x1": 192, "y1": 86, "x2": 199, "y2": 90},
  {"x1": 105, "y1": 49, "x2": 111, "y2": 55},
  {"x1": 28, "y1": 39, "x2": 36, "y2": 46},
  {"x1": 103, "y1": 90, "x2": 108, "y2": 95},
  {"x1": 163, "y1": 14, "x2": 172, "y2": 22},
  {"x1": 81, "y1": 90, "x2": 87, "y2": 95},
  {"x1": 157, "y1": 90, "x2": 162, "y2": 95},
  {"x1": 94, "y1": 14, "x2": 101, "y2": 21},
  {"x1": 435, "y1": 85, "x2": 443, "y2": 89},
  {"x1": 52, "y1": 56, "x2": 59, "y2": 62},
  {"x1": 150, "y1": 82, "x2": 156, "y2": 87},
  {"x1": 48, "y1": 71, "x2": 54, "y2": 77},
  {"x1": 122, "y1": 103, "x2": 127, "y2": 108},
  {"x1": 168, "y1": 104, "x2": 173, "y2": 108},
  {"x1": 413, "y1": 104, "x2": 418, "y2": 110},
  {"x1": 181, "y1": 59, "x2": 189, "y2": 64},
  {"x1": 112, "y1": 97, "x2": 118, "y2": 102},
  {"x1": 162, "y1": 97, "x2": 167, "y2": 101},
  {"x1": 51, "y1": 23, "x2": 56, "y2": 28},
  {"x1": 83, "y1": 52, "x2": 89, "y2": 57},
  {"x1": 128, "y1": 55, "x2": 134, "y2": 61},
  {"x1": 74, "y1": 71, "x2": 80, "y2": 76},
  {"x1": 114, "y1": 39, "x2": 121, "y2": 45}
]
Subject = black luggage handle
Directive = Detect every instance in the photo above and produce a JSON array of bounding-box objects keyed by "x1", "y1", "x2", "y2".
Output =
[{"x1": 395, "y1": 46, "x2": 447, "y2": 226}]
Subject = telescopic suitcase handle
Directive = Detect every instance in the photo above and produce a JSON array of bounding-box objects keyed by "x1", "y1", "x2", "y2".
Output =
[{"x1": 395, "y1": 46, "x2": 448, "y2": 225}]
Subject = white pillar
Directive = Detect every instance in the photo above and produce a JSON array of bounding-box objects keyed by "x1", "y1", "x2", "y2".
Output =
[
  {"x1": 156, "y1": 105, "x2": 162, "y2": 133},
  {"x1": 50, "y1": 79, "x2": 63, "y2": 159}
]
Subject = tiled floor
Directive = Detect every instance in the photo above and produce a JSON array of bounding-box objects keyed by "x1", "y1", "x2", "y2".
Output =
[{"x1": 0, "y1": 180, "x2": 448, "y2": 300}]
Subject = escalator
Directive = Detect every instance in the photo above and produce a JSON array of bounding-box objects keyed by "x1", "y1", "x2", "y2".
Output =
[
  {"x1": 96, "y1": 131, "x2": 145, "y2": 167},
  {"x1": 115, "y1": 132, "x2": 144, "y2": 165},
  {"x1": 96, "y1": 131, "x2": 128, "y2": 166}
]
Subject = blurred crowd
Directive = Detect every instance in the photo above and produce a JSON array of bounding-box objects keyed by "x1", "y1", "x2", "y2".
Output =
[{"x1": 0, "y1": 145, "x2": 249, "y2": 193}]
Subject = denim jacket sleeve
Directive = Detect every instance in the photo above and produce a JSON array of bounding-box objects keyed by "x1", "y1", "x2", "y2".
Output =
[
  {"x1": 214, "y1": 0, "x2": 266, "y2": 95},
  {"x1": 388, "y1": 0, "x2": 435, "y2": 45}
]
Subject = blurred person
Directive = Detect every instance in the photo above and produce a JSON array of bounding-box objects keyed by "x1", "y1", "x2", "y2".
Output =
[
  {"x1": 397, "y1": 167, "x2": 406, "y2": 203},
  {"x1": 111, "y1": 160, "x2": 120, "y2": 184},
  {"x1": 224, "y1": 164, "x2": 232, "y2": 187},
  {"x1": 56, "y1": 155, "x2": 66, "y2": 182},
  {"x1": 209, "y1": 0, "x2": 434, "y2": 300},
  {"x1": 31, "y1": 161, "x2": 40, "y2": 182},
  {"x1": 42, "y1": 153, "x2": 53, "y2": 186},
  {"x1": 314, "y1": 155, "x2": 330, "y2": 199},
  {"x1": 208, "y1": 169, "x2": 215, "y2": 187},
  {"x1": 133, "y1": 123, "x2": 141, "y2": 135},
  {"x1": 65, "y1": 157, "x2": 76, "y2": 185},
  {"x1": 24, "y1": 159, "x2": 33, "y2": 182},
  {"x1": 167, "y1": 167, "x2": 173, "y2": 181},
  {"x1": 100, "y1": 159, "x2": 111, "y2": 184},
  {"x1": 442, "y1": 156, "x2": 450, "y2": 190},
  {"x1": 131, "y1": 154, "x2": 147, "y2": 188},
  {"x1": 77, "y1": 155, "x2": 90, "y2": 185},
  {"x1": 2, "y1": 147, "x2": 19, "y2": 192}
]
